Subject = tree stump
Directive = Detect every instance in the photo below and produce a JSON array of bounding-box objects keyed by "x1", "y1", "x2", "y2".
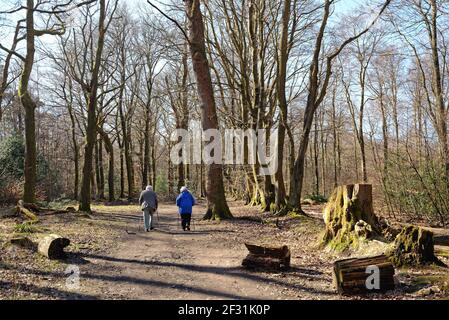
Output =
[
  {"x1": 333, "y1": 255, "x2": 395, "y2": 295},
  {"x1": 387, "y1": 226, "x2": 440, "y2": 267},
  {"x1": 321, "y1": 184, "x2": 380, "y2": 250},
  {"x1": 37, "y1": 234, "x2": 70, "y2": 259},
  {"x1": 242, "y1": 243, "x2": 290, "y2": 271}
]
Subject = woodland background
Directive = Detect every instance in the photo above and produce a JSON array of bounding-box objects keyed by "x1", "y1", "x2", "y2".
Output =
[{"x1": 0, "y1": 0, "x2": 448, "y2": 226}]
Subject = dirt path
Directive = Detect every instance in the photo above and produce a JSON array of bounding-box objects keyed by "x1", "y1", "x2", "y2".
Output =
[
  {"x1": 3, "y1": 201, "x2": 447, "y2": 300},
  {"x1": 76, "y1": 202, "x2": 337, "y2": 300}
]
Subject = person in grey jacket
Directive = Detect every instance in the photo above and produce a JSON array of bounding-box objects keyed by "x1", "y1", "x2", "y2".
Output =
[{"x1": 139, "y1": 185, "x2": 158, "y2": 232}]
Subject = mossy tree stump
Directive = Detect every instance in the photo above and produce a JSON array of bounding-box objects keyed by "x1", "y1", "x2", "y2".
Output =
[
  {"x1": 321, "y1": 184, "x2": 380, "y2": 250},
  {"x1": 387, "y1": 226, "x2": 440, "y2": 267}
]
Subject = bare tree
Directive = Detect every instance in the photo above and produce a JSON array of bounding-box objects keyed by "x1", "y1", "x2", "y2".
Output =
[{"x1": 184, "y1": 0, "x2": 232, "y2": 220}]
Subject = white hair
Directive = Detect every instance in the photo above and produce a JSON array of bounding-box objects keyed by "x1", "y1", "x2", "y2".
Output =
[
  {"x1": 146, "y1": 185, "x2": 153, "y2": 191},
  {"x1": 180, "y1": 186, "x2": 188, "y2": 193}
]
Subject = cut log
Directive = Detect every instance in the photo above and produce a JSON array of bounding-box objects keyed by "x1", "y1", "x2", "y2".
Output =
[
  {"x1": 242, "y1": 243, "x2": 290, "y2": 271},
  {"x1": 333, "y1": 255, "x2": 395, "y2": 295},
  {"x1": 37, "y1": 234, "x2": 70, "y2": 260},
  {"x1": 387, "y1": 226, "x2": 441, "y2": 267},
  {"x1": 321, "y1": 184, "x2": 381, "y2": 250}
]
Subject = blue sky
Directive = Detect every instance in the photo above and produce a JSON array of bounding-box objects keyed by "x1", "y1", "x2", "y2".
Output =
[{"x1": 0, "y1": 0, "x2": 369, "y2": 54}]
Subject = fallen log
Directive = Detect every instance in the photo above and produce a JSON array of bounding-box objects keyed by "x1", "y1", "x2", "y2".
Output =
[
  {"x1": 37, "y1": 234, "x2": 70, "y2": 259},
  {"x1": 16, "y1": 200, "x2": 73, "y2": 219},
  {"x1": 333, "y1": 255, "x2": 395, "y2": 295},
  {"x1": 10, "y1": 236, "x2": 37, "y2": 250},
  {"x1": 387, "y1": 226, "x2": 441, "y2": 267},
  {"x1": 242, "y1": 243, "x2": 290, "y2": 271},
  {"x1": 10, "y1": 234, "x2": 71, "y2": 260},
  {"x1": 21, "y1": 202, "x2": 42, "y2": 212},
  {"x1": 16, "y1": 200, "x2": 38, "y2": 221}
]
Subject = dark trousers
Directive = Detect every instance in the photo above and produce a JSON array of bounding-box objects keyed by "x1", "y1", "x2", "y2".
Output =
[{"x1": 181, "y1": 214, "x2": 191, "y2": 230}]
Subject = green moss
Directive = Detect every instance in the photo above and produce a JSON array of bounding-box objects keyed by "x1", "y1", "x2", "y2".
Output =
[
  {"x1": 387, "y1": 226, "x2": 440, "y2": 267},
  {"x1": 13, "y1": 221, "x2": 39, "y2": 234},
  {"x1": 435, "y1": 248, "x2": 449, "y2": 258},
  {"x1": 411, "y1": 274, "x2": 449, "y2": 295},
  {"x1": 203, "y1": 198, "x2": 233, "y2": 221},
  {"x1": 305, "y1": 194, "x2": 328, "y2": 204},
  {"x1": 320, "y1": 185, "x2": 380, "y2": 251}
]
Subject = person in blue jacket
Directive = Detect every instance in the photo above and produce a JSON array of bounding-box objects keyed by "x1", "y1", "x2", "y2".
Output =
[{"x1": 176, "y1": 186, "x2": 196, "y2": 231}]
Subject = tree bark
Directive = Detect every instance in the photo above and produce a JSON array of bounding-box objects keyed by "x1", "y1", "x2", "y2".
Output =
[
  {"x1": 79, "y1": 0, "x2": 107, "y2": 212},
  {"x1": 20, "y1": 0, "x2": 37, "y2": 204},
  {"x1": 184, "y1": 0, "x2": 232, "y2": 220},
  {"x1": 274, "y1": 0, "x2": 291, "y2": 213},
  {"x1": 98, "y1": 126, "x2": 114, "y2": 201}
]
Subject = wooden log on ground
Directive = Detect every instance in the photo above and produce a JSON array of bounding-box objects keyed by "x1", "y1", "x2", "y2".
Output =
[
  {"x1": 333, "y1": 255, "x2": 395, "y2": 295},
  {"x1": 21, "y1": 202, "x2": 42, "y2": 212},
  {"x1": 16, "y1": 200, "x2": 72, "y2": 219},
  {"x1": 242, "y1": 243, "x2": 290, "y2": 271},
  {"x1": 37, "y1": 234, "x2": 70, "y2": 259}
]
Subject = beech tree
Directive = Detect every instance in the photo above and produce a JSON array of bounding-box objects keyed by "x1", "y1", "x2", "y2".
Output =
[{"x1": 184, "y1": 0, "x2": 232, "y2": 220}]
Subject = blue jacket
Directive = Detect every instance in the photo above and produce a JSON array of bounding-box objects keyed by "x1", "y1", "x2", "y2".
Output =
[{"x1": 176, "y1": 191, "x2": 196, "y2": 215}]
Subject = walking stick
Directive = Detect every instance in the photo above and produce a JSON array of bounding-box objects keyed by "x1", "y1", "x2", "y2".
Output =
[
  {"x1": 191, "y1": 214, "x2": 195, "y2": 231},
  {"x1": 156, "y1": 209, "x2": 160, "y2": 227}
]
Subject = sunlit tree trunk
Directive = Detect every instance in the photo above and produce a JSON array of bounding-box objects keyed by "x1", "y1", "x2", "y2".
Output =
[
  {"x1": 184, "y1": 0, "x2": 232, "y2": 220},
  {"x1": 79, "y1": 0, "x2": 107, "y2": 212}
]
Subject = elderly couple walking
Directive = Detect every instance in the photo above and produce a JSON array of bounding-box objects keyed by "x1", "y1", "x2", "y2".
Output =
[{"x1": 138, "y1": 186, "x2": 196, "y2": 232}]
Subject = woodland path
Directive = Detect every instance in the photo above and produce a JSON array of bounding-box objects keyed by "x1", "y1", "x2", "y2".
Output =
[{"x1": 76, "y1": 202, "x2": 337, "y2": 300}]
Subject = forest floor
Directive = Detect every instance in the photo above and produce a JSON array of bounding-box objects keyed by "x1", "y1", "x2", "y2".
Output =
[{"x1": 1, "y1": 200, "x2": 449, "y2": 300}]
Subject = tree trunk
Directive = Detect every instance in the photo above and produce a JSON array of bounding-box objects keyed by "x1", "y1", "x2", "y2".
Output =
[
  {"x1": 289, "y1": 103, "x2": 315, "y2": 212},
  {"x1": 20, "y1": 0, "x2": 37, "y2": 204},
  {"x1": 95, "y1": 139, "x2": 101, "y2": 199},
  {"x1": 185, "y1": 0, "x2": 232, "y2": 220},
  {"x1": 98, "y1": 126, "x2": 114, "y2": 201},
  {"x1": 79, "y1": 0, "x2": 106, "y2": 212},
  {"x1": 314, "y1": 119, "x2": 320, "y2": 195},
  {"x1": 119, "y1": 148, "x2": 125, "y2": 198},
  {"x1": 67, "y1": 101, "x2": 79, "y2": 200},
  {"x1": 0, "y1": 21, "x2": 21, "y2": 123},
  {"x1": 143, "y1": 106, "x2": 151, "y2": 188},
  {"x1": 98, "y1": 136, "x2": 105, "y2": 199},
  {"x1": 273, "y1": 0, "x2": 291, "y2": 213}
]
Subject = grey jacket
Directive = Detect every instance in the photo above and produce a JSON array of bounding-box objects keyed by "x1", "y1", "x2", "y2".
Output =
[{"x1": 139, "y1": 190, "x2": 158, "y2": 210}]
